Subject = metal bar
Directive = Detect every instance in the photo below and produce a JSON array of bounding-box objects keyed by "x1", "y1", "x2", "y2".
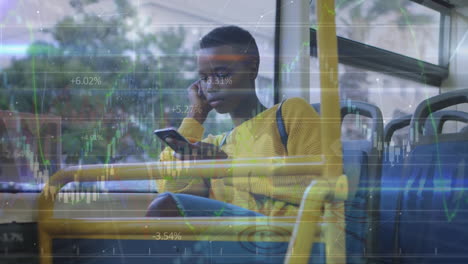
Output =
[
  {"x1": 439, "y1": 11, "x2": 451, "y2": 67},
  {"x1": 38, "y1": 178, "x2": 336, "y2": 264},
  {"x1": 40, "y1": 217, "x2": 296, "y2": 242},
  {"x1": 38, "y1": 179, "x2": 339, "y2": 262},
  {"x1": 310, "y1": 28, "x2": 449, "y2": 86},
  {"x1": 316, "y1": 0, "x2": 345, "y2": 264},
  {"x1": 38, "y1": 226, "x2": 52, "y2": 264},
  {"x1": 412, "y1": 0, "x2": 454, "y2": 11},
  {"x1": 42, "y1": 156, "x2": 324, "y2": 190},
  {"x1": 38, "y1": 157, "x2": 325, "y2": 263},
  {"x1": 274, "y1": 0, "x2": 282, "y2": 104},
  {"x1": 317, "y1": 0, "x2": 342, "y2": 186},
  {"x1": 38, "y1": 157, "x2": 324, "y2": 220},
  {"x1": 285, "y1": 180, "x2": 331, "y2": 264},
  {"x1": 285, "y1": 0, "x2": 347, "y2": 263}
]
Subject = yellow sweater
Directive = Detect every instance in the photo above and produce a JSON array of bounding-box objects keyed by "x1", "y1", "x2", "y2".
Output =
[{"x1": 158, "y1": 97, "x2": 321, "y2": 216}]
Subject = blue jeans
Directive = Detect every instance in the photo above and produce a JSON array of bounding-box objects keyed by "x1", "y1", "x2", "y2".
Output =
[
  {"x1": 162, "y1": 192, "x2": 264, "y2": 217},
  {"x1": 152, "y1": 193, "x2": 287, "y2": 264}
]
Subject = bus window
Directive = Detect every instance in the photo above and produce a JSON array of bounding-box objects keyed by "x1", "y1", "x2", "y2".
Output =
[
  {"x1": 306, "y1": 0, "x2": 443, "y2": 125},
  {"x1": 310, "y1": 0, "x2": 443, "y2": 65},
  {"x1": 337, "y1": 64, "x2": 439, "y2": 122},
  {"x1": 3, "y1": 0, "x2": 468, "y2": 263},
  {"x1": 0, "y1": 0, "x2": 276, "y2": 186}
]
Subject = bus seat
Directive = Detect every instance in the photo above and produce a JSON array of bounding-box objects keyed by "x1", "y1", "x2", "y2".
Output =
[
  {"x1": 341, "y1": 147, "x2": 369, "y2": 264},
  {"x1": 378, "y1": 114, "x2": 412, "y2": 259},
  {"x1": 311, "y1": 100, "x2": 383, "y2": 190},
  {"x1": 396, "y1": 89, "x2": 468, "y2": 263},
  {"x1": 311, "y1": 101, "x2": 383, "y2": 197},
  {"x1": 311, "y1": 100, "x2": 384, "y2": 263},
  {"x1": 342, "y1": 140, "x2": 374, "y2": 197},
  {"x1": 423, "y1": 110, "x2": 468, "y2": 135}
]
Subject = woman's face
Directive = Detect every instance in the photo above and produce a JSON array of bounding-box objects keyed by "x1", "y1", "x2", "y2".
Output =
[{"x1": 197, "y1": 45, "x2": 257, "y2": 114}]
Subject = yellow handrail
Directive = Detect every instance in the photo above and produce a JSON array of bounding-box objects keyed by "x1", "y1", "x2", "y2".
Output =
[
  {"x1": 285, "y1": 175, "x2": 348, "y2": 264},
  {"x1": 318, "y1": 0, "x2": 342, "y2": 181},
  {"x1": 38, "y1": 156, "x2": 327, "y2": 264},
  {"x1": 317, "y1": 0, "x2": 344, "y2": 262},
  {"x1": 38, "y1": 160, "x2": 347, "y2": 264},
  {"x1": 286, "y1": 0, "x2": 344, "y2": 263}
]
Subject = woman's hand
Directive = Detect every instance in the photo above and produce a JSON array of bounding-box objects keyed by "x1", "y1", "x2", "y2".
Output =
[
  {"x1": 187, "y1": 80, "x2": 212, "y2": 124},
  {"x1": 166, "y1": 138, "x2": 228, "y2": 160}
]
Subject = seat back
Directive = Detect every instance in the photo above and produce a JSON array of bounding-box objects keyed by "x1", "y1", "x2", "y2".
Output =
[
  {"x1": 396, "y1": 89, "x2": 468, "y2": 263},
  {"x1": 423, "y1": 110, "x2": 468, "y2": 135},
  {"x1": 311, "y1": 101, "x2": 384, "y2": 195},
  {"x1": 313, "y1": 100, "x2": 384, "y2": 264},
  {"x1": 378, "y1": 114, "x2": 412, "y2": 259}
]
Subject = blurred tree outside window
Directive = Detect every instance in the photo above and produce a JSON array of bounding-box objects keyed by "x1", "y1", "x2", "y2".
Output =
[{"x1": 0, "y1": 0, "x2": 275, "y2": 186}]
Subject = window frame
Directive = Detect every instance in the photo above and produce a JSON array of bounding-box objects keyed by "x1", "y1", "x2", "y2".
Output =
[
  {"x1": 273, "y1": 0, "x2": 282, "y2": 104},
  {"x1": 413, "y1": 0, "x2": 453, "y2": 67},
  {"x1": 308, "y1": 0, "x2": 452, "y2": 87}
]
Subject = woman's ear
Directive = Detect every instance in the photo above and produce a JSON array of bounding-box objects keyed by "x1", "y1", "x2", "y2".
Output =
[{"x1": 247, "y1": 57, "x2": 259, "y2": 80}]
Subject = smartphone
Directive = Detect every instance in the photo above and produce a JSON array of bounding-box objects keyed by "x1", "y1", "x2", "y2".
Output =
[{"x1": 154, "y1": 128, "x2": 192, "y2": 154}]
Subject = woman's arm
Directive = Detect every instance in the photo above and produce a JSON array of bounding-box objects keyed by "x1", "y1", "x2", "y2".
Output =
[
  {"x1": 233, "y1": 98, "x2": 322, "y2": 205},
  {"x1": 157, "y1": 117, "x2": 209, "y2": 196}
]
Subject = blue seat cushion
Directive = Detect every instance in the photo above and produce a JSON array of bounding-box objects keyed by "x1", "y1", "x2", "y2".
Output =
[
  {"x1": 342, "y1": 149, "x2": 369, "y2": 264},
  {"x1": 398, "y1": 140, "x2": 468, "y2": 263}
]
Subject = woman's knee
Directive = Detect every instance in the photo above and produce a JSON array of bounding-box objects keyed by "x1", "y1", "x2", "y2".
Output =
[{"x1": 146, "y1": 192, "x2": 181, "y2": 217}]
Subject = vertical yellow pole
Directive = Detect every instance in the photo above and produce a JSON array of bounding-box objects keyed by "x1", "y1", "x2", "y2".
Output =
[
  {"x1": 285, "y1": 0, "x2": 345, "y2": 263},
  {"x1": 38, "y1": 192, "x2": 55, "y2": 264},
  {"x1": 284, "y1": 181, "x2": 331, "y2": 264},
  {"x1": 316, "y1": 0, "x2": 345, "y2": 263},
  {"x1": 38, "y1": 172, "x2": 64, "y2": 264},
  {"x1": 318, "y1": 0, "x2": 341, "y2": 175},
  {"x1": 38, "y1": 228, "x2": 52, "y2": 264}
]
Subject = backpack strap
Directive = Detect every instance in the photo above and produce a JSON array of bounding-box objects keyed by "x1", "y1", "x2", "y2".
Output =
[
  {"x1": 276, "y1": 99, "x2": 288, "y2": 153},
  {"x1": 220, "y1": 102, "x2": 288, "y2": 153},
  {"x1": 219, "y1": 129, "x2": 232, "y2": 147}
]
